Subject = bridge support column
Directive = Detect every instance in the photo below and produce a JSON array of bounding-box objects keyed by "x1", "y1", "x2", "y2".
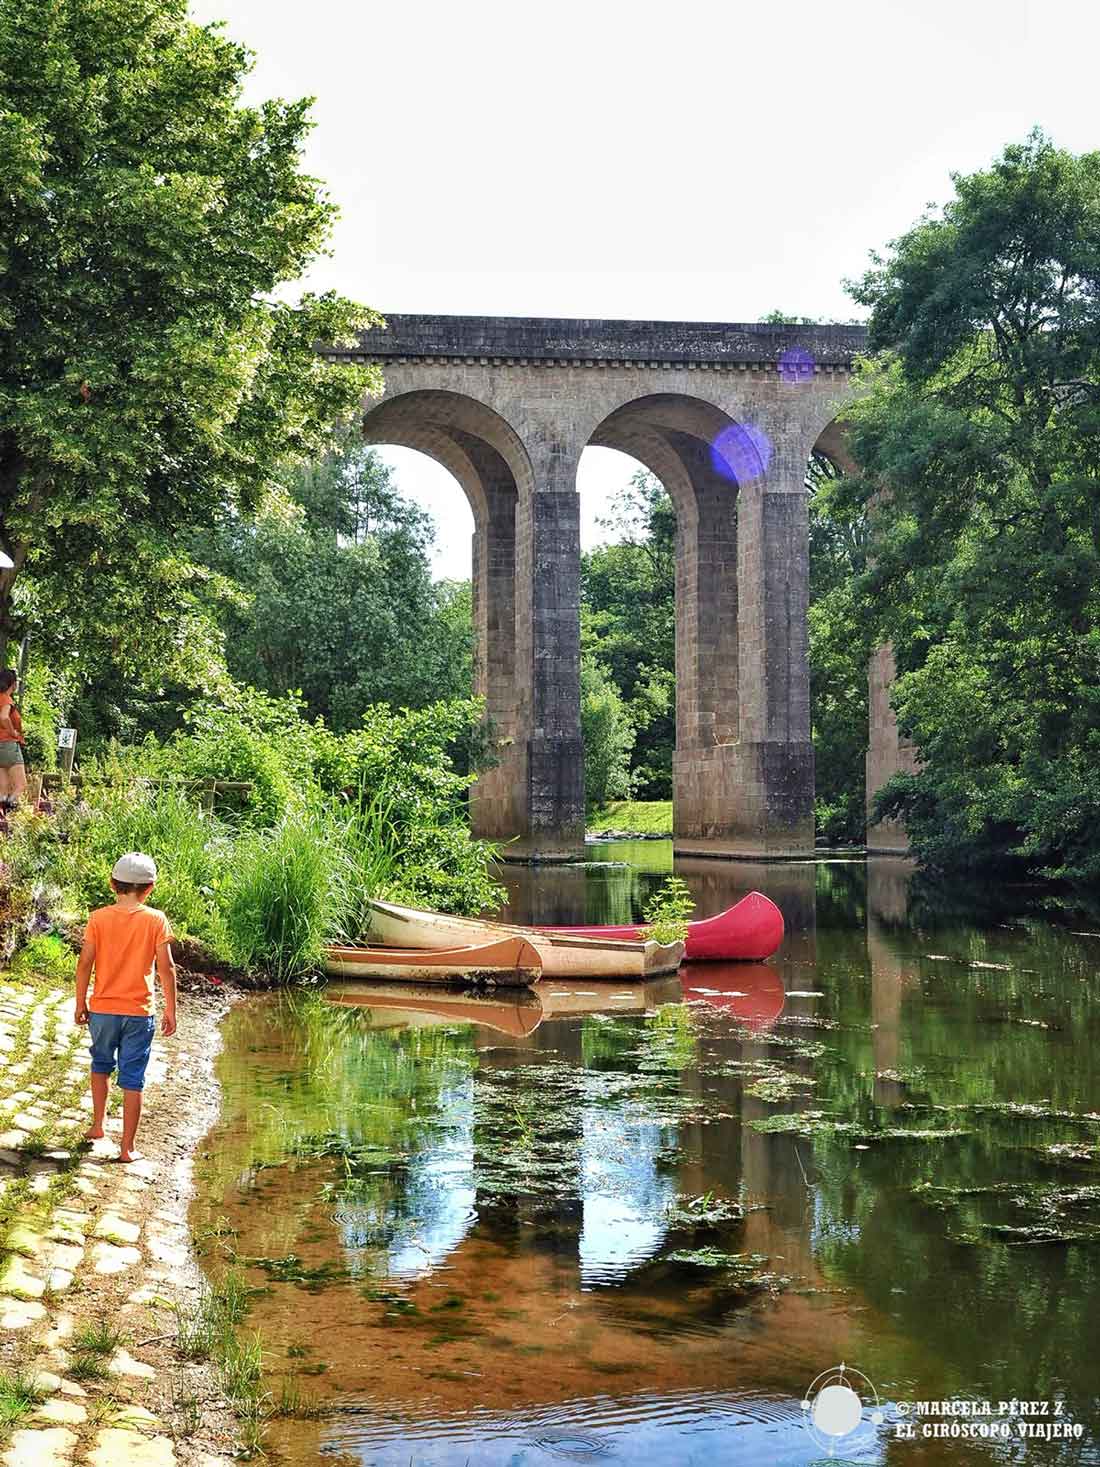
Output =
[
  {"x1": 506, "y1": 474, "x2": 585, "y2": 861},
  {"x1": 469, "y1": 477, "x2": 524, "y2": 844},
  {"x1": 675, "y1": 460, "x2": 814, "y2": 858}
]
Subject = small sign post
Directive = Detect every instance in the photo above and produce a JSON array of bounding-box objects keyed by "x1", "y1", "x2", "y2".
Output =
[{"x1": 57, "y1": 726, "x2": 77, "y2": 783}]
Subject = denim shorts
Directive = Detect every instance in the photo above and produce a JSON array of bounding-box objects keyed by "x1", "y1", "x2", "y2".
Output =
[{"x1": 87, "y1": 1013, "x2": 156, "y2": 1091}]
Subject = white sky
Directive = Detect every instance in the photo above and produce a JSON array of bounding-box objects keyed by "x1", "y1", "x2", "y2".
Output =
[{"x1": 191, "y1": 0, "x2": 1100, "y2": 579}]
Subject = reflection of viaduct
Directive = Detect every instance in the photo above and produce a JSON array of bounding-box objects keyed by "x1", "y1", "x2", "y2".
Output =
[{"x1": 322, "y1": 315, "x2": 909, "y2": 859}]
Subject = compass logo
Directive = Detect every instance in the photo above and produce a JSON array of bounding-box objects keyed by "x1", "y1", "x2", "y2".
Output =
[{"x1": 801, "y1": 1364, "x2": 885, "y2": 1455}]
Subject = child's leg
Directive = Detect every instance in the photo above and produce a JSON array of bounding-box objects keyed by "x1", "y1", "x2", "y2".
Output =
[
  {"x1": 87, "y1": 1072, "x2": 110, "y2": 1138},
  {"x1": 119, "y1": 1089, "x2": 143, "y2": 1160},
  {"x1": 115, "y1": 1016, "x2": 156, "y2": 1161},
  {"x1": 85, "y1": 1014, "x2": 120, "y2": 1141},
  {"x1": 7, "y1": 763, "x2": 25, "y2": 805}
]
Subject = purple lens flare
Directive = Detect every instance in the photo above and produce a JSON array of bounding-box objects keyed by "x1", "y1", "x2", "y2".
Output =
[
  {"x1": 710, "y1": 423, "x2": 773, "y2": 484},
  {"x1": 778, "y1": 347, "x2": 815, "y2": 384}
]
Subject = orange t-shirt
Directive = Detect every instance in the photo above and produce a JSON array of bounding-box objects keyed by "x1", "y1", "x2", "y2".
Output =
[
  {"x1": 86, "y1": 904, "x2": 174, "y2": 1016},
  {"x1": 0, "y1": 692, "x2": 21, "y2": 744}
]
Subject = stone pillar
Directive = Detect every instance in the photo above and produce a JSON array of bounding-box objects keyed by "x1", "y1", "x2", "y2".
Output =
[
  {"x1": 675, "y1": 450, "x2": 814, "y2": 857},
  {"x1": 509, "y1": 462, "x2": 585, "y2": 861},
  {"x1": 865, "y1": 643, "x2": 918, "y2": 853},
  {"x1": 468, "y1": 475, "x2": 524, "y2": 843}
]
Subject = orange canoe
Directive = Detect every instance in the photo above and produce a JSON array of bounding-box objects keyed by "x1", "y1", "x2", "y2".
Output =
[{"x1": 324, "y1": 936, "x2": 541, "y2": 987}]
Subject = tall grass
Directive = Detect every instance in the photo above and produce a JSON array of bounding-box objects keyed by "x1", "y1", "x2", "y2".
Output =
[
  {"x1": 220, "y1": 800, "x2": 356, "y2": 982},
  {"x1": 337, "y1": 790, "x2": 401, "y2": 940}
]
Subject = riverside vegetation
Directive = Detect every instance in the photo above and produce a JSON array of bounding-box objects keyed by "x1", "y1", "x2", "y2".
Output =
[{"x1": 1, "y1": 691, "x2": 505, "y2": 985}]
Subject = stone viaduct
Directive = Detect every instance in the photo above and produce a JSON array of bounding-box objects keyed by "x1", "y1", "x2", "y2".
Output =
[{"x1": 321, "y1": 314, "x2": 908, "y2": 861}]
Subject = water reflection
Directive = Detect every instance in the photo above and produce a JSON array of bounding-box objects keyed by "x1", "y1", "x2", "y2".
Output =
[{"x1": 192, "y1": 852, "x2": 1100, "y2": 1466}]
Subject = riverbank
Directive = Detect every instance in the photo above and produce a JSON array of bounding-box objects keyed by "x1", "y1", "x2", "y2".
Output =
[
  {"x1": 586, "y1": 799, "x2": 673, "y2": 839},
  {"x1": 0, "y1": 971, "x2": 238, "y2": 1467}
]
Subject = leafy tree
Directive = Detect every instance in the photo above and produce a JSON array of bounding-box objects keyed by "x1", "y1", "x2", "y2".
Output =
[
  {"x1": 0, "y1": 0, "x2": 377, "y2": 672},
  {"x1": 580, "y1": 655, "x2": 636, "y2": 809},
  {"x1": 581, "y1": 471, "x2": 675, "y2": 797},
  {"x1": 807, "y1": 452, "x2": 871, "y2": 842},
  {"x1": 202, "y1": 432, "x2": 474, "y2": 730},
  {"x1": 840, "y1": 130, "x2": 1100, "y2": 877}
]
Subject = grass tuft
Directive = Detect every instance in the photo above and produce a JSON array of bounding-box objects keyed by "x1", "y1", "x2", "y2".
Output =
[
  {"x1": 0, "y1": 1367, "x2": 47, "y2": 1427},
  {"x1": 72, "y1": 1318, "x2": 124, "y2": 1356}
]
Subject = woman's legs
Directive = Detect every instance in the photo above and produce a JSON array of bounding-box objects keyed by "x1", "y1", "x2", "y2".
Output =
[
  {"x1": 6, "y1": 762, "x2": 26, "y2": 804},
  {"x1": 0, "y1": 757, "x2": 26, "y2": 806}
]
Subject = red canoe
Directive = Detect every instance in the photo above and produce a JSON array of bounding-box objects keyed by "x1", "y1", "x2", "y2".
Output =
[
  {"x1": 680, "y1": 963, "x2": 786, "y2": 1028},
  {"x1": 542, "y1": 890, "x2": 784, "y2": 962}
]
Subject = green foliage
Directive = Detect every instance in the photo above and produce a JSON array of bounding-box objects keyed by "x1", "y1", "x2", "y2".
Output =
[
  {"x1": 642, "y1": 875, "x2": 694, "y2": 945},
  {"x1": 807, "y1": 452, "x2": 871, "y2": 842},
  {"x1": 156, "y1": 686, "x2": 306, "y2": 827},
  {"x1": 201, "y1": 431, "x2": 475, "y2": 730},
  {"x1": 10, "y1": 933, "x2": 75, "y2": 983},
  {"x1": 843, "y1": 130, "x2": 1100, "y2": 877},
  {"x1": 220, "y1": 802, "x2": 353, "y2": 982},
  {"x1": 0, "y1": 0, "x2": 376, "y2": 699},
  {"x1": 581, "y1": 471, "x2": 675, "y2": 799},
  {"x1": 12, "y1": 660, "x2": 61, "y2": 771},
  {"x1": 51, "y1": 783, "x2": 228, "y2": 942},
  {"x1": 580, "y1": 656, "x2": 636, "y2": 809},
  {"x1": 1, "y1": 684, "x2": 505, "y2": 975},
  {"x1": 587, "y1": 799, "x2": 673, "y2": 835},
  {"x1": 0, "y1": 1368, "x2": 46, "y2": 1427}
]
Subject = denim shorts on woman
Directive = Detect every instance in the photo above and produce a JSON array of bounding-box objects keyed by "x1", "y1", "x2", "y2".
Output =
[
  {"x1": 87, "y1": 1013, "x2": 156, "y2": 1091},
  {"x1": 0, "y1": 741, "x2": 23, "y2": 768}
]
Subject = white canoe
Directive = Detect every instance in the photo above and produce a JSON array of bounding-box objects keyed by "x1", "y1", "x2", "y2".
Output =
[
  {"x1": 324, "y1": 935, "x2": 541, "y2": 987},
  {"x1": 367, "y1": 899, "x2": 684, "y2": 980}
]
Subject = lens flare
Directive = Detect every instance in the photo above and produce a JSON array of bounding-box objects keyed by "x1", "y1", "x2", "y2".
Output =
[
  {"x1": 778, "y1": 346, "x2": 815, "y2": 384},
  {"x1": 710, "y1": 423, "x2": 772, "y2": 484}
]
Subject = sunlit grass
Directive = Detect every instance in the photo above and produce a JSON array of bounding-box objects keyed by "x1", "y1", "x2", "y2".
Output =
[
  {"x1": 0, "y1": 1368, "x2": 47, "y2": 1427},
  {"x1": 587, "y1": 799, "x2": 673, "y2": 834}
]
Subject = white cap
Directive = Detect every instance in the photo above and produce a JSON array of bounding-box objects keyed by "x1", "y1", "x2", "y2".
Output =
[{"x1": 111, "y1": 852, "x2": 157, "y2": 885}]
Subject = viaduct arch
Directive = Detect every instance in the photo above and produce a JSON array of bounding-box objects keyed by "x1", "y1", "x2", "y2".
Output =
[{"x1": 323, "y1": 314, "x2": 902, "y2": 861}]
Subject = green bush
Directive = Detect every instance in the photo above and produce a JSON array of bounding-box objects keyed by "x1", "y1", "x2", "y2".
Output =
[
  {"x1": 53, "y1": 784, "x2": 229, "y2": 944},
  {"x1": 10, "y1": 933, "x2": 76, "y2": 982},
  {"x1": 581, "y1": 656, "x2": 636, "y2": 810}
]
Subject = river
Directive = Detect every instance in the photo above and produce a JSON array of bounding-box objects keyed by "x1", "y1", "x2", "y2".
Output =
[{"x1": 190, "y1": 847, "x2": 1100, "y2": 1465}]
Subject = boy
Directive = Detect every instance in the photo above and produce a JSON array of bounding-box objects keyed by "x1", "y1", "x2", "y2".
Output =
[{"x1": 74, "y1": 852, "x2": 177, "y2": 1163}]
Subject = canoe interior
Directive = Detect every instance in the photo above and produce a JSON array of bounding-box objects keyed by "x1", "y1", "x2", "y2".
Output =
[{"x1": 367, "y1": 899, "x2": 684, "y2": 977}]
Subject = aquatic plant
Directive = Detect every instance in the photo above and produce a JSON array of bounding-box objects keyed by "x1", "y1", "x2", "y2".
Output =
[{"x1": 641, "y1": 875, "x2": 694, "y2": 945}]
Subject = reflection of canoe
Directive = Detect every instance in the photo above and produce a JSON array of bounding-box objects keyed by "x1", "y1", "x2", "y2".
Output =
[
  {"x1": 325, "y1": 980, "x2": 544, "y2": 1036},
  {"x1": 680, "y1": 963, "x2": 785, "y2": 1029},
  {"x1": 536, "y1": 975, "x2": 683, "y2": 1018},
  {"x1": 324, "y1": 936, "x2": 541, "y2": 987},
  {"x1": 368, "y1": 900, "x2": 684, "y2": 979},
  {"x1": 543, "y1": 891, "x2": 784, "y2": 962}
]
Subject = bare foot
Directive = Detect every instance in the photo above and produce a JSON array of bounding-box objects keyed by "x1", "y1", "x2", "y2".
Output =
[
  {"x1": 114, "y1": 1149, "x2": 143, "y2": 1164},
  {"x1": 84, "y1": 1127, "x2": 105, "y2": 1141}
]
